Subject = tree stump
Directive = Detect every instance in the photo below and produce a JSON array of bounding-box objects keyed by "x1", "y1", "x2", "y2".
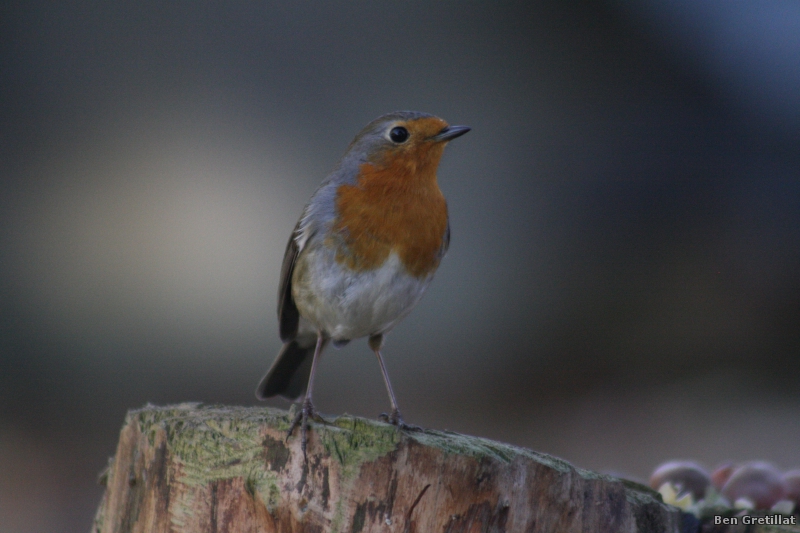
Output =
[{"x1": 90, "y1": 404, "x2": 796, "y2": 533}]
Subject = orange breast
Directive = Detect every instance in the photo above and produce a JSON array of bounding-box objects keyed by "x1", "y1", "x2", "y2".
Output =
[{"x1": 332, "y1": 142, "x2": 449, "y2": 278}]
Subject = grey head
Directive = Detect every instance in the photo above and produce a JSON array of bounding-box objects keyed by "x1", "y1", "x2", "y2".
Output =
[{"x1": 344, "y1": 111, "x2": 434, "y2": 156}]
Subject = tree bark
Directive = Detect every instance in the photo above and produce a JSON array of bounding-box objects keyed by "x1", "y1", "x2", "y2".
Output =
[{"x1": 91, "y1": 404, "x2": 797, "y2": 533}]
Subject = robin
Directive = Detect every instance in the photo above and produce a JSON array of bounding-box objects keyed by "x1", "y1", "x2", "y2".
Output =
[{"x1": 256, "y1": 111, "x2": 470, "y2": 451}]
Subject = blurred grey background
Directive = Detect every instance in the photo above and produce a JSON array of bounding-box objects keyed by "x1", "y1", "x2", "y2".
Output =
[{"x1": 2, "y1": 1, "x2": 800, "y2": 531}]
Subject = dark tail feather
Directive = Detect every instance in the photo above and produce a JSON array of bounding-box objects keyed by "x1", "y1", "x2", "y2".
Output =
[{"x1": 256, "y1": 338, "x2": 316, "y2": 400}]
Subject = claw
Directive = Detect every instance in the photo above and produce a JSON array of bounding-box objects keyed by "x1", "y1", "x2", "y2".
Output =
[
  {"x1": 379, "y1": 409, "x2": 422, "y2": 432},
  {"x1": 286, "y1": 399, "x2": 328, "y2": 456}
]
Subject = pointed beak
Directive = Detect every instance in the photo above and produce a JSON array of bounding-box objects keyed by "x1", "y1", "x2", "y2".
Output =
[{"x1": 431, "y1": 125, "x2": 471, "y2": 142}]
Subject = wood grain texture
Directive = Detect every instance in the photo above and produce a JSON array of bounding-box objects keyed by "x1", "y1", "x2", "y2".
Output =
[{"x1": 91, "y1": 404, "x2": 797, "y2": 533}]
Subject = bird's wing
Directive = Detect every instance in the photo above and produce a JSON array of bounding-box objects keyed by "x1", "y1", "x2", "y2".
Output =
[{"x1": 277, "y1": 219, "x2": 304, "y2": 343}]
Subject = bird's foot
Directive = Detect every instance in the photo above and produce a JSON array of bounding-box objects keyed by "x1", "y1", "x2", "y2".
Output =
[
  {"x1": 287, "y1": 399, "x2": 327, "y2": 455},
  {"x1": 379, "y1": 409, "x2": 422, "y2": 432}
]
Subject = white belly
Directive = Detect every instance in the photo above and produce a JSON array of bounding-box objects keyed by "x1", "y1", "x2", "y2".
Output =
[{"x1": 292, "y1": 247, "x2": 432, "y2": 341}]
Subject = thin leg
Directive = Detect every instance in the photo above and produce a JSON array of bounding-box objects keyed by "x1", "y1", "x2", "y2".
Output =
[
  {"x1": 304, "y1": 332, "x2": 327, "y2": 402},
  {"x1": 287, "y1": 332, "x2": 329, "y2": 455},
  {"x1": 369, "y1": 334, "x2": 420, "y2": 431}
]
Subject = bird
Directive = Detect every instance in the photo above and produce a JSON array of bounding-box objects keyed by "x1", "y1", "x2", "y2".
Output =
[{"x1": 255, "y1": 111, "x2": 470, "y2": 452}]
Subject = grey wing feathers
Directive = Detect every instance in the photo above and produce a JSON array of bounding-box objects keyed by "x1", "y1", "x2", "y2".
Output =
[{"x1": 277, "y1": 225, "x2": 301, "y2": 343}]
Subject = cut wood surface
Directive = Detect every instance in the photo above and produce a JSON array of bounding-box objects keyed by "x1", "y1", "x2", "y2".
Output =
[{"x1": 91, "y1": 404, "x2": 799, "y2": 533}]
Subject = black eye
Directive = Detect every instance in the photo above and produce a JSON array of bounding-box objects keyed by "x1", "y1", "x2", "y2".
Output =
[{"x1": 389, "y1": 126, "x2": 409, "y2": 143}]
